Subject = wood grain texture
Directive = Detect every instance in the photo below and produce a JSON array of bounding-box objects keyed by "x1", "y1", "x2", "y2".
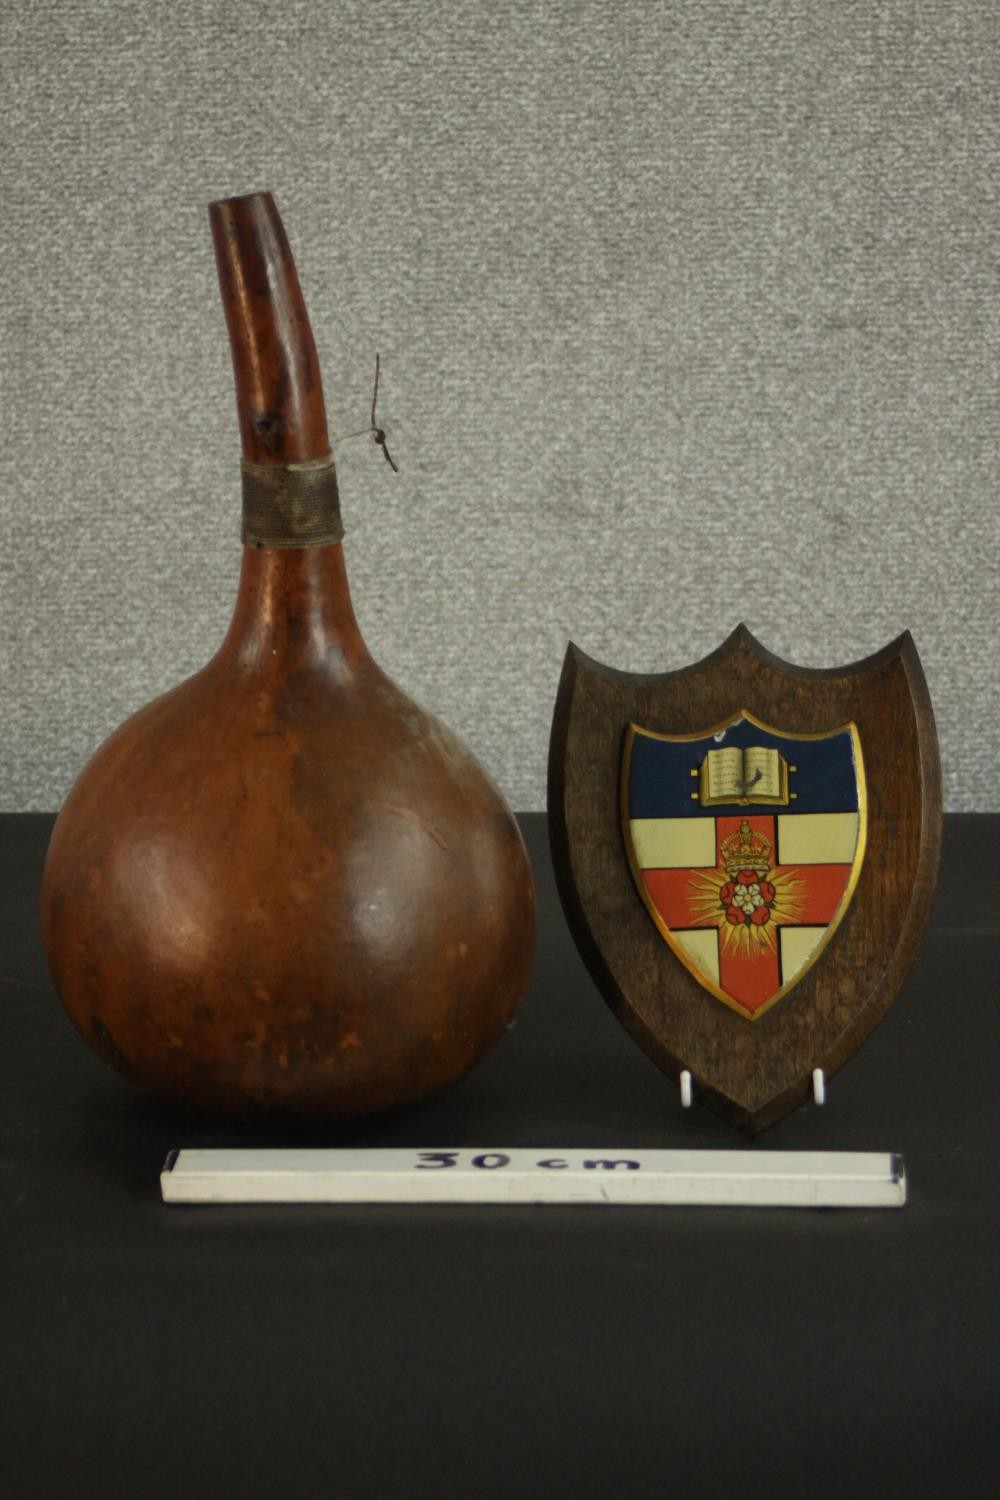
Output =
[
  {"x1": 40, "y1": 193, "x2": 536, "y2": 1121},
  {"x1": 548, "y1": 625, "x2": 942, "y2": 1133}
]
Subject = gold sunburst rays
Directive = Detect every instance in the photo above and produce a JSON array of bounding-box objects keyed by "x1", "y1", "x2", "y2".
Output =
[{"x1": 687, "y1": 866, "x2": 805, "y2": 961}]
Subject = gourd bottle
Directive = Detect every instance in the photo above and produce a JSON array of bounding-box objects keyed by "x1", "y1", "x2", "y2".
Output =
[{"x1": 41, "y1": 190, "x2": 536, "y2": 1119}]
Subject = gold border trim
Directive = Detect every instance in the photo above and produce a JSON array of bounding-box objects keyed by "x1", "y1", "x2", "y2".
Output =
[{"x1": 620, "y1": 709, "x2": 868, "y2": 1022}]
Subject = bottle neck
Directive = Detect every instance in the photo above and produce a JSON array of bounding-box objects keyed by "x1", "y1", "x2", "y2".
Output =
[
  {"x1": 218, "y1": 543, "x2": 369, "y2": 676},
  {"x1": 210, "y1": 192, "x2": 331, "y2": 465}
]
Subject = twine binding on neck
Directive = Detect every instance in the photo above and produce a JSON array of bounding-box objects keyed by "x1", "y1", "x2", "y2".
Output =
[{"x1": 240, "y1": 455, "x2": 344, "y2": 550}]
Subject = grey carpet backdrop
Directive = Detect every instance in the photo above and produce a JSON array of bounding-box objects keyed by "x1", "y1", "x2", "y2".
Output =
[{"x1": 3, "y1": 0, "x2": 997, "y2": 812}]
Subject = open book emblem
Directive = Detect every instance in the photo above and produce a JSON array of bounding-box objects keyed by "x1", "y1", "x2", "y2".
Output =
[{"x1": 622, "y1": 711, "x2": 866, "y2": 1020}]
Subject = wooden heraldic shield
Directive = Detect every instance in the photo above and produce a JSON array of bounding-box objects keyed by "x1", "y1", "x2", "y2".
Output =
[{"x1": 548, "y1": 627, "x2": 941, "y2": 1133}]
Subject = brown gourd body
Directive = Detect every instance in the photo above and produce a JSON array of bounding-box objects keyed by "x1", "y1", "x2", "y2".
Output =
[{"x1": 41, "y1": 192, "x2": 535, "y2": 1120}]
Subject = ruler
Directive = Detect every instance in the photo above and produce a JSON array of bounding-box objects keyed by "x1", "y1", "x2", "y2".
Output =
[{"x1": 161, "y1": 1147, "x2": 906, "y2": 1208}]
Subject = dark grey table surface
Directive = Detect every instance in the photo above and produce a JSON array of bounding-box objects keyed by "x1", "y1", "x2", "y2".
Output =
[{"x1": 2, "y1": 812, "x2": 998, "y2": 1499}]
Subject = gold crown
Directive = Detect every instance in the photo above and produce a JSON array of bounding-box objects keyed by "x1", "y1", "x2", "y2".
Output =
[{"x1": 721, "y1": 818, "x2": 772, "y2": 878}]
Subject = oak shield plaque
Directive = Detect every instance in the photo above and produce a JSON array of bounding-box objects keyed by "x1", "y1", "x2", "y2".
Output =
[{"x1": 548, "y1": 626, "x2": 941, "y2": 1134}]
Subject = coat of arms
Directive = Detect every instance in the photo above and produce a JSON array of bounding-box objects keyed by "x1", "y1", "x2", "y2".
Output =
[{"x1": 622, "y1": 714, "x2": 865, "y2": 1019}]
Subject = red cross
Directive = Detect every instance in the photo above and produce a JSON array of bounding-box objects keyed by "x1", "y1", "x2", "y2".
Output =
[{"x1": 640, "y1": 814, "x2": 853, "y2": 1014}]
